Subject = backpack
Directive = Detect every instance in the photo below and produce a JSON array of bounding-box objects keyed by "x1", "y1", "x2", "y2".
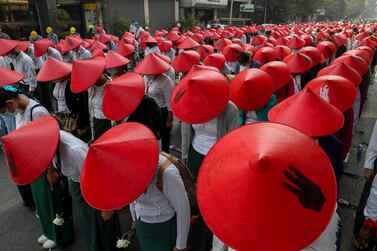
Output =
[{"x1": 156, "y1": 151, "x2": 197, "y2": 208}]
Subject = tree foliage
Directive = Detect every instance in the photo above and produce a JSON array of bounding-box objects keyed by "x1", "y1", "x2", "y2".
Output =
[{"x1": 261, "y1": 0, "x2": 372, "y2": 23}]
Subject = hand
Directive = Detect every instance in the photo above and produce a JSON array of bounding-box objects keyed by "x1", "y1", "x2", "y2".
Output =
[
  {"x1": 47, "y1": 168, "x2": 59, "y2": 191},
  {"x1": 131, "y1": 221, "x2": 136, "y2": 231},
  {"x1": 364, "y1": 169, "x2": 374, "y2": 183},
  {"x1": 101, "y1": 210, "x2": 114, "y2": 221},
  {"x1": 76, "y1": 129, "x2": 86, "y2": 136},
  {"x1": 173, "y1": 247, "x2": 188, "y2": 251},
  {"x1": 283, "y1": 166, "x2": 326, "y2": 212}
]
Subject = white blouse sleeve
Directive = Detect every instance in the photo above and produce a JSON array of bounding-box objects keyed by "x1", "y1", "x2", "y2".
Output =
[
  {"x1": 162, "y1": 165, "x2": 190, "y2": 249},
  {"x1": 365, "y1": 121, "x2": 377, "y2": 170},
  {"x1": 161, "y1": 77, "x2": 174, "y2": 111}
]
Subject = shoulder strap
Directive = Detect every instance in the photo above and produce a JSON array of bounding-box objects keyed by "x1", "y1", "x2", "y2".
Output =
[
  {"x1": 156, "y1": 154, "x2": 172, "y2": 192},
  {"x1": 30, "y1": 104, "x2": 42, "y2": 121}
]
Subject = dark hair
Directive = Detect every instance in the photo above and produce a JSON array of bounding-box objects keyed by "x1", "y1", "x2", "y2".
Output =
[
  {"x1": 0, "y1": 87, "x2": 19, "y2": 109},
  {"x1": 238, "y1": 52, "x2": 251, "y2": 65}
]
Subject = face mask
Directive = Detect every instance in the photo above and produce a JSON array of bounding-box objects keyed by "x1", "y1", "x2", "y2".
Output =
[{"x1": 106, "y1": 68, "x2": 119, "y2": 75}]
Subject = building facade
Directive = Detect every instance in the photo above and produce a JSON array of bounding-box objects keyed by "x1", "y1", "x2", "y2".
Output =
[{"x1": 0, "y1": 0, "x2": 178, "y2": 40}]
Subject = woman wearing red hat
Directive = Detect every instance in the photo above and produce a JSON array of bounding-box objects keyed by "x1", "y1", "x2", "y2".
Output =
[
  {"x1": 0, "y1": 90, "x2": 75, "y2": 249},
  {"x1": 135, "y1": 54, "x2": 174, "y2": 152},
  {"x1": 173, "y1": 69, "x2": 239, "y2": 251},
  {"x1": 79, "y1": 123, "x2": 190, "y2": 251}
]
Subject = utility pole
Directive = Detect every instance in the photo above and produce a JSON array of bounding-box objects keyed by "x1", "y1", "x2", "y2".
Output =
[
  {"x1": 229, "y1": 0, "x2": 234, "y2": 25},
  {"x1": 263, "y1": 0, "x2": 269, "y2": 23}
]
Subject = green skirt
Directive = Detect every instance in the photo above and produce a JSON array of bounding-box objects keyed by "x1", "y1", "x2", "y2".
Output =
[
  {"x1": 136, "y1": 216, "x2": 177, "y2": 251},
  {"x1": 69, "y1": 180, "x2": 121, "y2": 251},
  {"x1": 30, "y1": 171, "x2": 75, "y2": 246},
  {"x1": 188, "y1": 147, "x2": 205, "y2": 183}
]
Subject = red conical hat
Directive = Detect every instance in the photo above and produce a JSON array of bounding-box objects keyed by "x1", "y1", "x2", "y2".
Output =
[
  {"x1": 332, "y1": 55, "x2": 368, "y2": 76},
  {"x1": 167, "y1": 31, "x2": 180, "y2": 42},
  {"x1": 188, "y1": 65, "x2": 220, "y2": 74},
  {"x1": 0, "y1": 39, "x2": 19, "y2": 56},
  {"x1": 260, "y1": 61, "x2": 291, "y2": 91},
  {"x1": 254, "y1": 47, "x2": 277, "y2": 65},
  {"x1": 242, "y1": 44, "x2": 256, "y2": 54},
  {"x1": 197, "y1": 122, "x2": 337, "y2": 251},
  {"x1": 0, "y1": 67, "x2": 24, "y2": 86},
  {"x1": 359, "y1": 38, "x2": 377, "y2": 49},
  {"x1": 16, "y1": 41, "x2": 30, "y2": 52},
  {"x1": 318, "y1": 62, "x2": 361, "y2": 87},
  {"x1": 80, "y1": 122, "x2": 159, "y2": 210},
  {"x1": 214, "y1": 38, "x2": 232, "y2": 51},
  {"x1": 299, "y1": 46, "x2": 323, "y2": 66},
  {"x1": 99, "y1": 34, "x2": 112, "y2": 44},
  {"x1": 173, "y1": 50, "x2": 200, "y2": 73},
  {"x1": 2, "y1": 116, "x2": 59, "y2": 185},
  {"x1": 230, "y1": 69, "x2": 273, "y2": 111},
  {"x1": 118, "y1": 43, "x2": 135, "y2": 57},
  {"x1": 92, "y1": 48, "x2": 105, "y2": 57},
  {"x1": 287, "y1": 36, "x2": 306, "y2": 49},
  {"x1": 154, "y1": 53, "x2": 171, "y2": 64},
  {"x1": 357, "y1": 46, "x2": 374, "y2": 58},
  {"x1": 176, "y1": 36, "x2": 200, "y2": 49},
  {"x1": 334, "y1": 34, "x2": 347, "y2": 46},
  {"x1": 34, "y1": 39, "x2": 55, "y2": 57},
  {"x1": 304, "y1": 75, "x2": 356, "y2": 112},
  {"x1": 71, "y1": 57, "x2": 106, "y2": 93},
  {"x1": 105, "y1": 51, "x2": 130, "y2": 69},
  {"x1": 197, "y1": 44, "x2": 214, "y2": 59},
  {"x1": 273, "y1": 45, "x2": 291, "y2": 60},
  {"x1": 252, "y1": 35, "x2": 266, "y2": 45},
  {"x1": 62, "y1": 36, "x2": 83, "y2": 53},
  {"x1": 158, "y1": 40, "x2": 173, "y2": 53},
  {"x1": 36, "y1": 57, "x2": 72, "y2": 82},
  {"x1": 317, "y1": 41, "x2": 336, "y2": 59},
  {"x1": 203, "y1": 53, "x2": 226, "y2": 70},
  {"x1": 91, "y1": 41, "x2": 107, "y2": 51},
  {"x1": 268, "y1": 88, "x2": 344, "y2": 137},
  {"x1": 102, "y1": 73, "x2": 145, "y2": 121},
  {"x1": 192, "y1": 33, "x2": 204, "y2": 43},
  {"x1": 222, "y1": 44, "x2": 243, "y2": 62},
  {"x1": 344, "y1": 49, "x2": 371, "y2": 65},
  {"x1": 134, "y1": 53, "x2": 170, "y2": 75},
  {"x1": 171, "y1": 70, "x2": 230, "y2": 124},
  {"x1": 283, "y1": 53, "x2": 313, "y2": 74}
]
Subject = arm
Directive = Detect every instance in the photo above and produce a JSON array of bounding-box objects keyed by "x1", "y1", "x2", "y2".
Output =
[
  {"x1": 162, "y1": 76, "x2": 174, "y2": 112},
  {"x1": 23, "y1": 61, "x2": 37, "y2": 92},
  {"x1": 163, "y1": 167, "x2": 190, "y2": 250},
  {"x1": 181, "y1": 122, "x2": 191, "y2": 160},
  {"x1": 365, "y1": 121, "x2": 377, "y2": 170},
  {"x1": 225, "y1": 102, "x2": 240, "y2": 132}
]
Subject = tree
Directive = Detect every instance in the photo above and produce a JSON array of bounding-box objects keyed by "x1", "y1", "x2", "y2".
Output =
[{"x1": 346, "y1": 0, "x2": 366, "y2": 18}]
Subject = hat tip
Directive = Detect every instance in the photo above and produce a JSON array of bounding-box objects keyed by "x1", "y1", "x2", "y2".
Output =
[{"x1": 250, "y1": 153, "x2": 271, "y2": 174}]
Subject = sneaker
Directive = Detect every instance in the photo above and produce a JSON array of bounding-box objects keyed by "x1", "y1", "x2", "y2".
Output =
[
  {"x1": 37, "y1": 235, "x2": 48, "y2": 245},
  {"x1": 42, "y1": 240, "x2": 57, "y2": 249}
]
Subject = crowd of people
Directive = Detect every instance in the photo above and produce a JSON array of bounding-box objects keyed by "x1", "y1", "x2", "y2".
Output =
[{"x1": 0, "y1": 20, "x2": 377, "y2": 251}]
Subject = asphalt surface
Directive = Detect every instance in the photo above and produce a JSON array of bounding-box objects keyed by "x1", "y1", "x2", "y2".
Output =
[{"x1": 0, "y1": 82, "x2": 376, "y2": 250}]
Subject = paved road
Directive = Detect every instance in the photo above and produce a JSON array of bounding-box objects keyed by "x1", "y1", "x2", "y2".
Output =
[{"x1": 0, "y1": 83, "x2": 376, "y2": 250}]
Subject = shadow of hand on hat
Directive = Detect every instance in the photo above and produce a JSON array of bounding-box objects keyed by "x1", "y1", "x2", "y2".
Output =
[{"x1": 283, "y1": 166, "x2": 326, "y2": 213}]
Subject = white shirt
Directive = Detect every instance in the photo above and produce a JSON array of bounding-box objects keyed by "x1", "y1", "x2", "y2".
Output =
[
  {"x1": 352, "y1": 87, "x2": 361, "y2": 134},
  {"x1": 14, "y1": 51, "x2": 37, "y2": 91},
  {"x1": 302, "y1": 211, "x2": 339, "y2": 251},
  {"x1": 164, "y1": 48, "x2": 176, "y2": 61},
  {"x1": 145, "y1": 74, "x2": 174, "y2": 111},
  {"x1": 76, "y1": 46, "x2": 92, "y2": 60},
  {"x1": 192, "y1": 117, "x2": 218, "y2": 155},
  {"x1": 145, "y1": 46, "x2": 161, "y2": 56},
  {"x1": 63, "y1": 51, "x2": 76, "y2": 63},
  {"x1": 53, "y1": 80, "x2": 70, "y2": 112},
  {"x1": 27, "y1": 45, "x2": 44, "y2": 70},
  {"x1": 47, "y1": 47, "x2": 63, "y2": 61},
  {"x1": 0, "y1": 56, "x2": 11, "y2": 69},
  {"x1": 293, "y1": 75, "x2": 302, "y2": 94},
  {"x1": 129, "y1": 154, "x2": 190, "y2": 249},
  {"x1": 54, "y1": 130, "x2": 88, "y2": 182},
  {"x1": 227, "y1": 62, "x2": 238, "y2": 74},
  {"x1": 239, "y1": 64, "x2": 248, "y2": 72},
  {"x1": 88, "y1": 84, "x2": 107, "y2": 119},
  {"x1": 245, "y1": 111, "x2": 258, "y2": 124},
  {"x1": 16, "y1": 98, "x2": 49, "y2": 129}
]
